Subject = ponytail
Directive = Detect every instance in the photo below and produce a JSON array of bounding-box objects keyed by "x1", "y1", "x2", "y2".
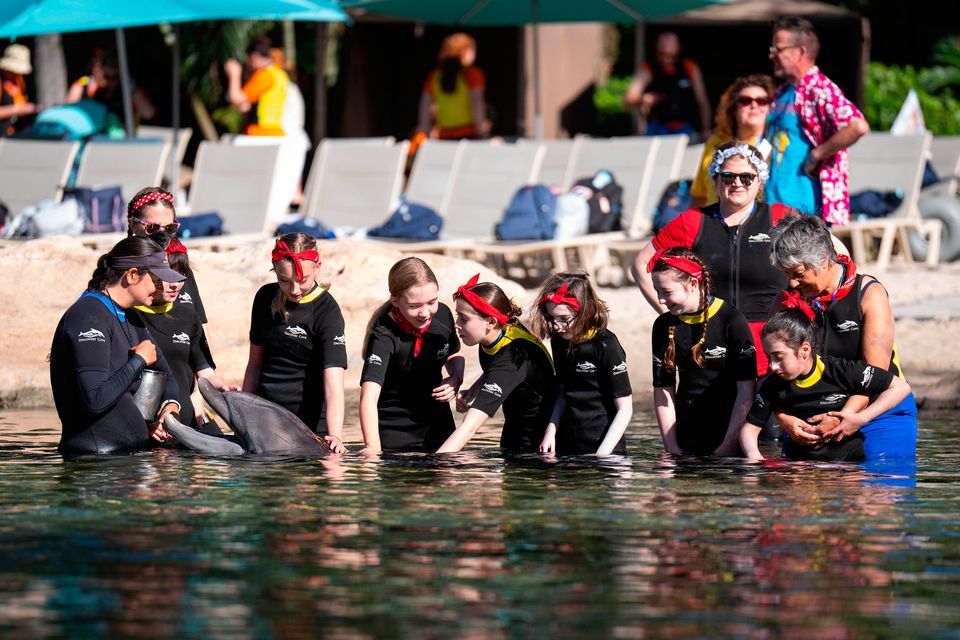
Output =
[{"x1": 87, "y1": 236, "x2": 160, "y2": 290}]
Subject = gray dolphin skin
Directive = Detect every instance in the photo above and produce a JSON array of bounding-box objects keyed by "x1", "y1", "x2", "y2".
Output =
[{"x1": 164, "y1": 379, "x2": 331, "y2": 456}]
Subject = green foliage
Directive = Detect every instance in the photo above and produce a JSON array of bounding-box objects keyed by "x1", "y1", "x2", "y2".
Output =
[
  {"x1": 594, "y1": 75, "x2": 631, "y2": 118},
  {"x1": 865, "y1": 62, "x2": 960, "y2": 135}
]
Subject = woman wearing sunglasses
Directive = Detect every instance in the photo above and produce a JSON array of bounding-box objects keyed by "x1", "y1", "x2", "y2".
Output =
[
  {"x1": 690, "y1": 75, "x2": 775, "y2": 209},
  {"x1": 633, "y1": 142, "x2": 793, "y2": 376}
]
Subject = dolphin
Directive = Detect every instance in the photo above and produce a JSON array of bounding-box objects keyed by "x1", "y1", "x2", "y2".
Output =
[{"x1": 164, "y1": 378, "x2": 332, "y2": 456}]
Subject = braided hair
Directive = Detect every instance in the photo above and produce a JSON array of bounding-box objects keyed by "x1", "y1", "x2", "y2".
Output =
[{"x1": 650, "y1": 247, "x2": 714, "y2": 372}]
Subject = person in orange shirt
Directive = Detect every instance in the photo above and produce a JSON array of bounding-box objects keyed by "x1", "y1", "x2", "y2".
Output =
[
  {"x1": 0, "y1": 45, "x2": 38, "y2": 137},
  {"x1": 225, "y1": 37, "x2": 289, "y2": 136},
  {"x1": 417, "y1": 33, "x2": 490, "y2": 140}
]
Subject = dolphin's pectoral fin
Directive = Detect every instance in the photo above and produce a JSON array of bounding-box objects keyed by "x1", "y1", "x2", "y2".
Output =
[
  {"x1": 198, "y1": 378, "x2": 233, "y2": 426},
  {"x1": 164, "y1": 415, "x2": 245, "y2": 455}
]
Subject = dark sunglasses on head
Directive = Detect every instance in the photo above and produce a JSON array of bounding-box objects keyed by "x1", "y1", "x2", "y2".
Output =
[
  {"x1": 736, "y1": 95, "x2": 770, "y2": 108},
  {"x1": 134, "y1": 218, "x2": 181, "y2": 235},
  {"x1": 719, "y1": 172, "x2": 758, "y2": 186}
]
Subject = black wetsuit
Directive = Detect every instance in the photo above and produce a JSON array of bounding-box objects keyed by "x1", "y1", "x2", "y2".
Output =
[
  {"x1": 133, "y1": 301, "x2": 213, "y2": 429},
  {"x1": 471, "y1": 324, "x2": 558, "y2": 452},
  {"x1": 652, "y1": 298, "x2": 757, "y2": 454},
  {"x1": 249, "y1": 283, "x2": 347, "y2": 434},
  {"x1": 360, "y1": 304, "x2": 460, "y2": 452},
  {"x1": 746, "y1": 357, "x2": 897, "y2": 461},
  {"x1": 50, "y1": 292, "x2": 179, "y2": 456},
  {"x1": 552, "y1": 329, "x2": 632, "y2": 454}
]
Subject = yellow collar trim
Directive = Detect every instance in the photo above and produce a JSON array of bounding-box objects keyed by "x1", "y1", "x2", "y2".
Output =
[
  {"x1": 482, "y1": 324, "x2": 555, "y2": 371},
  {"x1": 297, "y1": 285, "x2": 326, "y2": 304},
  {"x1": 678, "y1": 297, "x2": 724, "y2": 325},
  {"x1": 577, "y1": 327, "x2": 599, "y2": 343},
  {"x1": 135, "y1": 301, "x2": 174, "y2": 315},
  {"x1": 794, "y1": 355, "x2": 825, "y2": 389}
]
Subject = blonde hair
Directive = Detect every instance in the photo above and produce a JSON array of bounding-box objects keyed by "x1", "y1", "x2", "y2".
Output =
[{"x1": 363, "y1": 257, "x2": 440, "y2": 355}]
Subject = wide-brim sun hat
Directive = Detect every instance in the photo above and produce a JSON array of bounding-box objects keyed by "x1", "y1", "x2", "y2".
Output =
[{"x1": 0, "y1": 44, "x2": 32, "y2": 75}]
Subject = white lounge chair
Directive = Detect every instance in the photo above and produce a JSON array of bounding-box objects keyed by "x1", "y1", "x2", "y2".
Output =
[
  {"x1": 928, "y1": 135, "x2": 960, "y2": 197},
  {"x1": 517, "y1": 137, "x2": 580, "y2": 189},
  {"x1": 0, "y1": 139, "x2": 79, "y2": 215},
  {"x1": 404, "y1": 139, "x2": 463, "y2": 212},
  {"x1": 680, "y1": 142, "x2": 705, "y2": 180},
  {"x1": 137, "y1": 125, "x2": 192, "y2": 186},
  {"x1": 75, "y1": 139, "x2": 171, "y2": 204}
]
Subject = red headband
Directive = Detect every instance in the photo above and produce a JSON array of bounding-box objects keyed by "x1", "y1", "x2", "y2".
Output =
[
  {"x1": 165, "y1": 239, "x2": 188, "y2": 256},
  {"x1": 781, "y1": 290, "x2": 816, "y2": 321},
  {"x1": 131, "y1": 191, "x2": 174, "y2": 213},
  {"x1": 538, "y1": 283, "x2": 581, "y2": 312},
  {"x1": 646, "y1": 249, "x2": 703, "y2": 281},
  {"x1": 453, "y1": 274, "x2": 509, "y2": 326},
  {"x1": 272, "y1": 240, "x2": 320, "y2": 281}
]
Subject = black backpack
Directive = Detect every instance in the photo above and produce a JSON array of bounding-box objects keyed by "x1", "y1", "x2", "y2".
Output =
[{"x1": 572, "y1": 170, "x2": 623, "y2": 233}]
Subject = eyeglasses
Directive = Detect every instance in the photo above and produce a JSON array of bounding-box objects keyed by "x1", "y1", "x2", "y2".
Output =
[
  {"x1": 549, "y1": 315, "x2": 576, "y2": 328},
  {"x1": 769, "y1": 44, "x2": 801, "y2": 55},
  {"x1": 736, "y1": 95, "x2": 771, "y2": 108},
  {"x1": 718, "y1": 172, "x2": 758, "y2": 186},
  {"x1": 133, "y1": 218, "x2": 181, "y2": 235}
]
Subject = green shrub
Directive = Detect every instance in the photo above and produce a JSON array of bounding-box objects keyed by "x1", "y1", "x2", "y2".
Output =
[{"x1": 865, "y1": 62, "x2": 960, "y2": 135}]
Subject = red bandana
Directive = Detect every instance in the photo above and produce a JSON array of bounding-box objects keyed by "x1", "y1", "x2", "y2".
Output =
[
  {"x1": 646, "y1": 249, "x2": 703, "y2": 281},
  {"x1": 538, "y1": 283, "x2": 581, "y2": 312},
  {"x1": 389, "y1": 308, "x2": 432, "y2": 357},
  {"x1": 814, "y1": 254, "x2": 858, "y2": 308},
  {"x1": 165, "y1": 239, "x2": 188, "y2": 256},
  {"x1": 272, "y1": 240, "x2": 320, "y2": 281},
  {"x1": 453, "y1": 274, "x2": 509, "y2": 326},
  {"x1": 781, "y1": 290, "x2": 816, "y2": 321}
]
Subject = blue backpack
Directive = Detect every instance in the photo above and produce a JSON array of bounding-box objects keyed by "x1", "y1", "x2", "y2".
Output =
[
  {"x1": 495, "y1": 185, "x2": 557, "y2": 241},
  {"x1": 275, "y1": 215, "x2": 335, "y2": 239},
  {"x1": 368, "y1": 202, "x2": 442, "y2": 240}
]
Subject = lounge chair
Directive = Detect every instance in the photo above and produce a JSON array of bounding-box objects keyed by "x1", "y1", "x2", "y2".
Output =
[
  {"x1": 136, "y1": 125, "x2": 192, "y2": 186},
  {"x1": 680, "y1": 142, "x2": 704, "y2": 180},
  {"x1": 0, "y1": 139, "x2": 79, "y2": 216},
  {"x1": 404, "y1": 139, "x2": 463, "y2": 212},
  {"x1": 927, "y1": 135, "x2": 960, "y2": 197},
  {"x1": 75, "y1": 139, "x2": 171, "y2": 204},
  {"x1": 517, "y1": 137, "x2": 580, "y2": 189}
]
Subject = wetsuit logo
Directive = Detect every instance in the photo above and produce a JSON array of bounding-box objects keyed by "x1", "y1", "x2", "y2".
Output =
[
  {"x1": 576, "y1": 361, "x2": 597, "y2": 373},
  {"x1": 436, "y1": 343, "x2": 449, "y2": 360},
  {"x1": 861, "y1": 366, "x2": 874, "y2": 387},
  {"x1": 754, "y1": 393, "x2": 765, "y2": 408},
  {"x1": 284, "y1": 325, "x2": 308, "y2": 340},
  {"x1": 77, "y1": 328, "x2": 106, "y2": 342},
  {"x1": 172, "y1": 332, "x2": 190, "y2": 345},
  {"x1": 178, "y1": 292, "x2": 193, "y2": 304},
  {"x1": 333, "y1": 335, "x2": 346, "y2": 346},
  {"x1": 747, "y1": 232, "x2": 771, "y2": 243},
  {"x1": 367, "y1": 354, "x2": 383, "y2": 366},
  {"x1": 612, "y1": 361, "x2": 628, "y2": 375},
  {"x1": 703, "y1": 346, "x2": 727, "y2": 359},
  {"x1": 820, "y1": 393, "x2": 848, "y2": 405},
  {"x1": 653, "y1": 355, "x2": 663, "y2": 365},
  {"x1": 741, "y1": 345, "x2": 756, "y2": 357},
  {"x1": 836, "y1": 320, "x2": 859, "y2": 333},
  {"x1": 481, "y1": 382, "x2": 503, "y2": 397}
]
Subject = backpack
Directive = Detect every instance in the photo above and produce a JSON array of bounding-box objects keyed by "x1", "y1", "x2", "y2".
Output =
[
  {"x1": 652, "y1": 180, "x2": 693, "y2": 233},
  {"x1": 1, "y1": 199, "x2": 85, "y2": 239},
  {"x1": 63, "y1": 186, "x2": 125, "y2": 233},
  {"x1": 572, "y1": 170, "x2": 623, "y2": 233},
  {"x1": 495, "y1": 185, "x2": 557, "y2": 241},
  {"x1": 178, "y1": 212, "x2": 224, "y2": 239},
  {"x1": 275, "y1": 215, "x2": 335, "y2": 239},
  {"x1": 553, "y1": 189, "x2": 590, "y2": 239},
  {"x1": 367, "y1": 202, "x2": 442, "y2": 240}
]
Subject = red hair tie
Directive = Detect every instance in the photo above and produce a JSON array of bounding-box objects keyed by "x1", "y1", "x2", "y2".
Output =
[
  {"x1": 271, "y1": 240, "x2": 320, "y2": 281},
  {"x1": 538, "y1": 282, "x2": 581, "y2": 312},
  {"x1": 453, "y1": 274, "x2": 509, "y2": 326},
  {"x1": 131, "y1": 191, "x2": 174, "y2": 213},
  {"x1": 781, "y1": 290, "x2": 816, "y2": 321},
  {"x1": 646, "y1": 249, "x2": 703, "y2": 281},
  {"x1": 165, "y1": 239, "x2": 188, "y2": 256}
]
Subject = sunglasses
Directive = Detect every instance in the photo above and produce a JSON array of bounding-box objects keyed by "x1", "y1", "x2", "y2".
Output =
[
  {"x1": 736, "y1": 95, "x2": 770, "y2": 108},
  {"x1": 718, "y1": 172, "x2": 758, "y2": 186},
  {"x1": 769, "y1": 44, "x2": 801, "y2": 55},
  {"x1": 133, "y1": 218, "x2": 181, "y2": 235}
]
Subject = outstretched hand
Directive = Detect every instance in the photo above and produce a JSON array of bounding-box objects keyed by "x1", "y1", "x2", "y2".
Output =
[
  {"x1": 432, "y1": 376, "x2": 461, "y2": 403},
  {"x1": 822, "y1": 410, "x2": 866, "y2": 442},
  {"x1": 778, "y1": 414, "x2": 822, "y2": 445}
]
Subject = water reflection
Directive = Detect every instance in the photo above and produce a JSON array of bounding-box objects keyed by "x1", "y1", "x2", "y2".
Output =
[{"x1": 0, "y1": 410, "x2": 959, "y2": 637}]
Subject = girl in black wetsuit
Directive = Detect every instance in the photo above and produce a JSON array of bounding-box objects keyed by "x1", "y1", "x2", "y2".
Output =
[
  {"x1": 436, "y1": 275, "x2": 557, "y2": 453},
  {"x1": 359, "y1": 257, "x2": 465, "y2": 453},
  {"x1": 648, "y1": 247, "x2": 757, "y2": 456},
  {"x1": 242, "y1": 233, "x2": 347, "y2": 453},
  {"x1": 529, "y1": 273, "x2": 633, "y2": 456},
  {"x1": 49, "y1": 237, "x2": 185, "y2": 455}
]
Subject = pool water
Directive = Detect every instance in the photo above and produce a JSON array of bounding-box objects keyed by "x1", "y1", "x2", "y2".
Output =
[{"x1": 1, "y1": 409, "x2": 959, "y2": 638}]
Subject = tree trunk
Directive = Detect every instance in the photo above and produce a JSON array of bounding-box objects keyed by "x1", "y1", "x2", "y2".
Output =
[{"x1": 34, "y1": 34, "x2": 67, "y2": 107}]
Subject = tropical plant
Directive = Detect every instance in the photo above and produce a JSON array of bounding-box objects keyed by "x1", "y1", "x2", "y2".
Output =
[{"x1": 864, "y1": 62, "x2": 960, "y2": 135}]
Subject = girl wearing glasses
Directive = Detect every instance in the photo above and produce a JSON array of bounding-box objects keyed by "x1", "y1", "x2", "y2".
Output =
[
  {"x1": 634, "y1": 142, "x2": 793, "y2": 376},
  {"x1": 648, "y1": 248, "x2": 757, "y2": 456},
  {"x1": 690, "y1": 75, "x2": 775, "y2": 208},
  {"x1": 436, "y1": 276, "x2": 557, "y2": 453},
  {"x1": 242, "y1": 233, "x2": 347, "y2": 453},
  {"x1": 359, "y1": 257, "x2": 465, "y2": 454},
  {"x1": 529, "y1": 273, "x2": 632, "y2": 456}
]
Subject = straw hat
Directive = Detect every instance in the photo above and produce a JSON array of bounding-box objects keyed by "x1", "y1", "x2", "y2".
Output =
[{"x1": 0, "y1": 44, "x2": 32, "y2": 75}]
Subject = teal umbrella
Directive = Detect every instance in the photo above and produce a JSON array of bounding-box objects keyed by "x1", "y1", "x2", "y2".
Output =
[{"x1": 345, "y1": 0, "x2": 726, "y2": 137}]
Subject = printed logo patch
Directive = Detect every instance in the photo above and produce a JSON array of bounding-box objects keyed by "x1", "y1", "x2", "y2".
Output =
[
  {"x1": 861, "y1": 366, "x2": 874, "y2": 387},
  {"x1": 612, "y1": 361, "x2": 628, "y2": 375},
  {"x1": 820, "y1": 393, "x2": 848, "y2": 405},
  {"x1": 481, "y1": 382, "x2": 503, "y2": 397},
  {"x1": 652, "y1": 355, "x2": 663, "y2": 365},
  {"x1": 575, "y1": 361, "x2": 597, "y2": 373},
  {"x1": 754, "y1": 393, "x2": 765, "y2": 408},
  {"x1": 741, "y1": 345, "x2": 756, "y2": 357},
  {"x1": 703, "y1": 346, "x2": 727, "y2": 359},
  {"x1": 333, "y1": 335, "x2": 346, "y2": 346},
  {"x1": 836, "y1": 320, "x2": 859, "y2": 333},
  {"x1": 748, "y1": 232, "x2": 771, "y2": 243},
  {"x1": 284, "y1": 325, "x2": 308, "y2": 340},
  {"x1": 78, "y1": 328, "x2": 106, "y2": 342},
  {"x1": 178, "y1": 292, "x2": 193, "y2": 304},
  {"x1": 172, "y1": 332, "x2": 190, "y2": 345},
  {"x1": 437, "y1": 343, "x2": 449, "y2": 360},
  {"x1": 367, "y1": 354, "x2": 383, "y2": 366}
]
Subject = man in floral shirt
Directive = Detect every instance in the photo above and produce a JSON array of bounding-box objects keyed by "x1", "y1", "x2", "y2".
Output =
[{"x1": 766, "y1": 17, "x2": 869, "y2": 227}]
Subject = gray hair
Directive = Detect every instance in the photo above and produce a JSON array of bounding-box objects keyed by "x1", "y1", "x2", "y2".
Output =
[
  {"x1": 770, "y1": 213, "x2": 837, "y2": 270},
  {"x1": 772, "y1": 16, "x2": 820, "y2": 61}
]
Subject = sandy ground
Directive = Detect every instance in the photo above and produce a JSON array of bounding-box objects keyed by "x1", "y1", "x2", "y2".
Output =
[{"x1": 3, "y1": 236, "x2": 960, "y2": 413}]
